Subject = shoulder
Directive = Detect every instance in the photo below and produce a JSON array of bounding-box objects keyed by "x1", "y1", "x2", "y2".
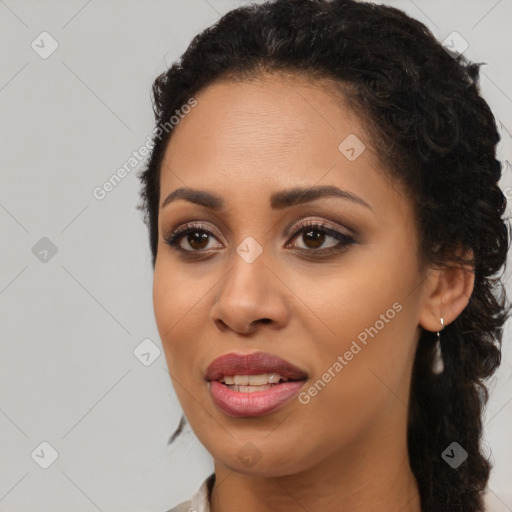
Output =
[
  {"x1": 164, "y1": 499, "x2": 194, "y2": 512},
  {"x1": 164, "y1": 499, "x2": 195, "y2": 512},
  {"x1": 163, "y1": 473, "x2": 216, "y2": 512}
]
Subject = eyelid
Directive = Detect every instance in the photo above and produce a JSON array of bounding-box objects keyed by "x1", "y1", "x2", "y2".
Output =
[
  {"x1": 166, "y1": 209, "x2": 233, "y2": 238},
  {"x1": 284, "y1": 216, "x2": 357, "y2": 239},
  {"x1": 164, "y1": 216, "x2": 357, "y2": 255},
  {"x1": 165, "y1": 216, "x2": 353, "y2": 244},
  {"x1": 166, "y1": 220, "x2": 224, "y2": 242}
]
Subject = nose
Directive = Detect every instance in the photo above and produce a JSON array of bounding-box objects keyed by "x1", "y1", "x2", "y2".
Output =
[{"x1": 209, "y1": 250, "x2": 290, "y2": 335}]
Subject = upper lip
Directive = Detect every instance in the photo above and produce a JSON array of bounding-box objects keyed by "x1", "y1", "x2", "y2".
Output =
[{"x1": 205, "y1": 351, "x2": 308, "y2": 381}]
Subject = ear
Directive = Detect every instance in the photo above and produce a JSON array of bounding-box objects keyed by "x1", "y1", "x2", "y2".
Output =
[{"x1": 418, "y1": 248, "x2": 475, "y2": 332}]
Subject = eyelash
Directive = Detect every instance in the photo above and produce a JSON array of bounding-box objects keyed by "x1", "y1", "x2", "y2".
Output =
[{"x1": 163, "y1": 220, "x2": 356, "y2": 258}]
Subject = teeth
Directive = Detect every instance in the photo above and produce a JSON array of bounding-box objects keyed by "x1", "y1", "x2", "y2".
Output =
[
  {"x1": 249, "y1": 374, "x2": 269, "y2": 386},
  {"x1": 221, "y1": 373, "x2": 290, "y2": 385},
  {"x1": 233, "y1": 375, "x2": 249, "y2": 385}
]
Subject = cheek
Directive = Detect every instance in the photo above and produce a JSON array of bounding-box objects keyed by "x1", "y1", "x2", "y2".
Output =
[
  {"x1": 294, "y1": 305, "x2": 415, "y2": 455},
  {"x1": 285, "y1": 250, "x2": 404, "y2": 351},
  {"x1": 152, "y1": 261, "x2": 207, "y2": 372},
  {"x1": 291, "y1": 247, "x2": 418, "y2": 416}
]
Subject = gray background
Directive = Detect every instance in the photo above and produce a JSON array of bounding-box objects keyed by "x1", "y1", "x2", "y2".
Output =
[{"x1": 0, "y1": 0, "x2": 511, "y2": 511}]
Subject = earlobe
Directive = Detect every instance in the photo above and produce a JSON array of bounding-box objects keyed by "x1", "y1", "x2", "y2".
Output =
[{"x1": 418, "y1": 251, "x2": 475, "y2": 332}]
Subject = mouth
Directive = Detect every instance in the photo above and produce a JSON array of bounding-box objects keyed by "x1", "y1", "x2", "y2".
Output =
[
  {"x1": 217, "y1": 372, "x2": 294, "y2": 392},
  {"x1": 205, "y1": 351, "x2": 308, "y2": 383},
  {"x1": 205, "y1": 351, "x2": 308, "y2": 417}
]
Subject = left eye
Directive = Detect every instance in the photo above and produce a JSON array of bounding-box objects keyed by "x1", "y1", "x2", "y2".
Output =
[
  {"x1": 163, "y1": 221, "x2": 356, "y2": 255},
  {"x1": 288, "y1": 222, "x2": 355, "y2": 252}
]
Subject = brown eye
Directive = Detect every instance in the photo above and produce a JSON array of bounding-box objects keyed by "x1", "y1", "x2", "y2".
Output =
[
  {"x1": 186, "y1": 231, "x2": 210, "y2": 250},
  {"x1": 164, "y1": 220, "x2": 356, "y2": 258},
  {"x1": 300, "y1": 229, "x2": 326, "y2": 249},
  {"x1": 164, "y1": 223, "x2": 222, "y2": 253},
  {"x1": 288, "y1": 222, "x2": 355, "y2": 253}
]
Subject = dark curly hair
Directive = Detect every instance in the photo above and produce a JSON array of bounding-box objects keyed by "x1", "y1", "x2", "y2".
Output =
[{"x1": 137, "y1": 1, "x2": 511, "y2": 510}]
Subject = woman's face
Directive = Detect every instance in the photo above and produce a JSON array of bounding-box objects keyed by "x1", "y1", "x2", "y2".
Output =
[{"x1": 153, "y1": 73, "x2": 432, "y2": 476}]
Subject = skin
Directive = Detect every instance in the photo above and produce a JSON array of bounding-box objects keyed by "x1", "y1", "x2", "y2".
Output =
[{"x1": 152, "y1": 72, "x2": 474, "y2": 512}]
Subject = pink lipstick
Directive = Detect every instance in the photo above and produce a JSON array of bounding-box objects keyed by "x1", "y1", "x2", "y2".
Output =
[{"x1": 205, "y1": 352, "x2": 308, "y2": 417}]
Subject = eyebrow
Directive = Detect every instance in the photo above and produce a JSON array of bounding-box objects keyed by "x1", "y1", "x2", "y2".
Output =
[{"x1": 161, "y1": 185, "x2": 372, "y2": 211}]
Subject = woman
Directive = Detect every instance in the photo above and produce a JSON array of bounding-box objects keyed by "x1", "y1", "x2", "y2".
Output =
[{"x1": 137, "y1": 0, "x2": 510, "y2": 510}]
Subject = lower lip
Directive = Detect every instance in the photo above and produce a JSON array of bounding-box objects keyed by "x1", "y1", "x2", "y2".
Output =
[{"x1": 208, "y1": 380, "x2": 307, "y2": 417}]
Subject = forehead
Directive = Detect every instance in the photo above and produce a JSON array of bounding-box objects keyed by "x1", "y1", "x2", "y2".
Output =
[
  {"x1": 165, "y1": 73, "x2": 358, "y2": 159},
  {"x1": 159, "y1": 73, "x2": 410, "y2": 220}
]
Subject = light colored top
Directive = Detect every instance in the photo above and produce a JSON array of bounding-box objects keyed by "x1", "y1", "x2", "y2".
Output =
[
  {"x1": 164, "y1": 473, "x2": 502, "y2": 511},
  {"x1": 165, "y1": 473, "x2": 215, "y2": 512}
]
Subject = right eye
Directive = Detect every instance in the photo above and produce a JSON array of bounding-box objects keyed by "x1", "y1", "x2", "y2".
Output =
[{"x1": 163, "y1": 223, "x2": 223, "y2": 254}]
